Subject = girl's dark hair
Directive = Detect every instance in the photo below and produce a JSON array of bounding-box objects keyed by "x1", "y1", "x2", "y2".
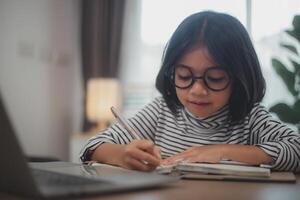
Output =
[{"x1": 155, "y1": 11, "x2": 265, "y2": 122}]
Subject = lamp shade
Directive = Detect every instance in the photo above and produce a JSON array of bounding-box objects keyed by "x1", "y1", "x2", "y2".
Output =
[{"x1": 86, "y1": 78, "x2": 121, "y2": 123}]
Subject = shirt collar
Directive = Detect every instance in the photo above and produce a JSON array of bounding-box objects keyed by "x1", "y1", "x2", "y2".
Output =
[{"x1": 181, "y1": 105, "x2": 230, "y2": 130}]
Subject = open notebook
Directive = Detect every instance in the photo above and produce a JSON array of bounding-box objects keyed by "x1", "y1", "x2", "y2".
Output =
[
  {"x1": 156, "y1": 161, "x2": 296, "y2": 182},
  {"x1": 157, "y1": 162, "x2": 271, "y2": 177}
]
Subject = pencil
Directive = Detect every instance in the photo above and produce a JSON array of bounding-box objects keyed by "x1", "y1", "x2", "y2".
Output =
[{"x1": 110, "y1": 106, "x2": 141, "y2": 140}]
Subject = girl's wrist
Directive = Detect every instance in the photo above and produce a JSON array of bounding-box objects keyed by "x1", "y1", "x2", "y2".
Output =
[
  {"x1": 218, "y1": 144, "x2": 273, "y2": 165},
  {"x1": 93, "y1": 143, "x2": 126, "y2": 167},
  {"x1": 219, "y1": 144, "x2": 232, "y2": 161},
  {"x1": 110, "y1": 144, "x2": 127, "y2": 167}
]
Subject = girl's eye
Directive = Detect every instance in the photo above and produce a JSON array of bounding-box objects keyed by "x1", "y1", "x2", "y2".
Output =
[
  {"x1": 178, "y1": 75, "x2": 192, "y2": 81},
  {"x1": 207, "y1": 76, "x2": 226, "y2": 82}
]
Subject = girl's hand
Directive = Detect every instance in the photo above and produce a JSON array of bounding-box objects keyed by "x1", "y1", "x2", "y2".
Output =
[
  {"x1": 161, "y1": 145, "x2": 226, "y2": 165},
  {"x1": 119, "y1": 140, "x2": 161, "y2": 171},
  {"x1": 161, "y1": 144, "x2": 273, "y2": 166}
]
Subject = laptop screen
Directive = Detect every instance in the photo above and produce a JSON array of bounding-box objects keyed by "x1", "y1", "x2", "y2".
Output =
[{"x1": 0, "y1": 93, "x2": 39, "y2": 195}]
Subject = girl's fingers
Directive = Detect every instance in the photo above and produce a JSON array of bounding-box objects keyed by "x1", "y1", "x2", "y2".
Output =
[
  {"x1": 161, "y1": 145, "x2": 224, "y2": 165},
  {"x1": 129, "y1": 148, "x2": 160, "y2": 166},
  {"x1": 127, "y1": 157, "x2": 153, "y2": 171},
  {"x1": 153, "y1": 146, "x2": 161, "y2": 159},
  {"x1": 134, "y1": 140, "x2": 161, "y2": 160},
  {"x1": 162, "y1": 152, "x2": 194, "y2": 165},
  {"x1": 124, "y1": 140, "x2": 161, "y2": 170},
  {"x1": 135, "y1": 140, "x2": 155, "y2": 151},
  {"x1": 162, "y1": 156, "x2": 184, "y2": 165},
  {"x1": 138, "y1": 149, "x2": 160, "y2": 166}
]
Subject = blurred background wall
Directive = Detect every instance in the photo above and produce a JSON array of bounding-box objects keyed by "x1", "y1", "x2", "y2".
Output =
[{"x1": 0, "y1": 0, "x2": 82, "y2": 160}]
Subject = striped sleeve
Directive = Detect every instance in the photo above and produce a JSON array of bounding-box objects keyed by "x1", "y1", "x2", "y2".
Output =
[
  {"x1": 249, "y1": 104, "x2": 300, "y2": 172},
  {"x1": 79, "y1": 97, "x2": 163, "y2": 162}
]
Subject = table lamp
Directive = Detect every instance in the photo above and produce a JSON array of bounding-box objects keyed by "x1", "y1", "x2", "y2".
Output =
[{"x1": 86, "y1": 78, "x2": 121, "y2": 131}]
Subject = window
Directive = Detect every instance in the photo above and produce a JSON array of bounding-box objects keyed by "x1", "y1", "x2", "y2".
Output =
[
  {"x1": 252, "y1": 0, "x2": 300, "y2": 107},
  {"x1": 141, "y1": 0, "x2": 247, "y2": 45}
]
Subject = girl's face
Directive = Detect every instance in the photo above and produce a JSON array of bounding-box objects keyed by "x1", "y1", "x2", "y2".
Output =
[{"x1": 175, "y1": 47, "x2": 231, "y2": 118}]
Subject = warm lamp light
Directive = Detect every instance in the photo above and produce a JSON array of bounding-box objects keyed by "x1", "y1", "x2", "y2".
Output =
[{"x1": 86, "y1": 78, "x2": 121, "y2": 131}]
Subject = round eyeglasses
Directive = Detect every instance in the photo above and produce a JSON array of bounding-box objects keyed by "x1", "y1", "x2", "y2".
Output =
[{"x1": 172, "y1": 64, "x2": 231, "y2": 91}]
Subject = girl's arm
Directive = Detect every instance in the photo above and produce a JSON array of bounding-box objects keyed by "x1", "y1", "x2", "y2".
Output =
[
  {"x1": 79, "y1": 98, "x2": 163, "y2": 170},
  {"x1": 91, "y1": 141, "x2": 160, "y2": 171},
  {"x1": 220, "y1": 144, "x2": 273, "y2": 164},
  {"x1": 162, "y1": 105, "x2": 299, "y2": 172},
  {"x1": 161, "y1": 144, "x2": 273, "y2": 165},
  {"x1": 248, "y1": 104, "x2": 300, "y2": 172}
]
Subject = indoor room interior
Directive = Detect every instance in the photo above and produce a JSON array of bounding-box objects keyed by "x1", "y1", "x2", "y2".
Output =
[
  {"x1": 0, "y1": 0, "x2": 300, "y2": 172},
  {"x1": 0, "y1": 0, "x2": 300, "y2": 199},
  {"x1": 0, "y1": 0, "x2": 299, "y2": 164}
]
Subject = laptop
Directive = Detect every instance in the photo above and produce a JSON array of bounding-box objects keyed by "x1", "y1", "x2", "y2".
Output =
[{"x1": 0, "y1": 93, "x2": 176, "y2": 198}]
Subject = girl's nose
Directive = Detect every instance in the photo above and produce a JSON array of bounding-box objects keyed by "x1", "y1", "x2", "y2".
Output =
[{"x1": 189, "y1": 79, "x2": 208, "y2": 96}]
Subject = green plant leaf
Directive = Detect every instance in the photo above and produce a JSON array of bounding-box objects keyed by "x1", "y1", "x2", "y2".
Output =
[
  {"x1": 293, "y1": 15, "x2": 300, "y2": 29},
  {"x1": 269, "y1": 103, "x2": 300, "y2": 124},
  {"x1": 280, "y1": 43, "x2": 298, "y2": 55},
  {"x1": 293, "y1": 100, "x2": 300, "y2": 116},
  {"x1": 290, "y1": 60, "x2": 300, "y2": 96},
  {"x1": 271, "y1": 58, "x2": 297, "y2": 96},
  {"x1": 291, "y1": 60, "x2": 300, "y2": 75},
  {"x1": 292, "y1": 15, "x2": 300, "y2": 42},
  {"x1": 286, "y1": 30, "x2": 300, "y2": 43},
  {"x1": 285, "y1": 15, "x2": 300, "y2": 43}
]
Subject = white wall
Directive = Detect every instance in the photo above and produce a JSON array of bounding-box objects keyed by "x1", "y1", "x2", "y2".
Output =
[{"x1": 0, "y1": 0, "x2": 83, "y2": 160}]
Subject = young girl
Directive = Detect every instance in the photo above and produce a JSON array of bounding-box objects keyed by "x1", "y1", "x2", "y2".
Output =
[{"x1": 80, "y1": 11, "x2": 300, "y2": 172}]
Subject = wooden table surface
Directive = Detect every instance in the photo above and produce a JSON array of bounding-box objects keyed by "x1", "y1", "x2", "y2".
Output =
[{"x1": 1, "y1": 174, "x2": 299, "y2": 200}]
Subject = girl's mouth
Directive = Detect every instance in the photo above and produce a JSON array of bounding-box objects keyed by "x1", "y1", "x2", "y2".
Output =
[
  {"x1": 189, "y1": 101, "x2": 211, "y2": 107},
  {"x1": 189, "y1": 101, "x2": 210, "y2": 105},
  {"x1": 187, "y1": 101, "x2": 212, "y2": 117}
]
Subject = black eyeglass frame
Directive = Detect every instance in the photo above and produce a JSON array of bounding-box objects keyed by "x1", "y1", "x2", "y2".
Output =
[{"x1": 170, "y1": 64, "x2": 232, "y2": 91}]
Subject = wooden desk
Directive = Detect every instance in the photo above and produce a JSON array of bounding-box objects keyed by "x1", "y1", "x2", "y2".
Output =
[
  {"x1": 91, "y1": 175, "x2": 300, "y2": 200},
  {"x1": 1, "y1": 174, "x2": 299, "y2": 200}
]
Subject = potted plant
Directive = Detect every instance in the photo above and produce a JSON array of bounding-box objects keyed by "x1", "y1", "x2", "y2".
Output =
[{"x1": 269, "y1": 15, "x2": 300, "y2": 132}]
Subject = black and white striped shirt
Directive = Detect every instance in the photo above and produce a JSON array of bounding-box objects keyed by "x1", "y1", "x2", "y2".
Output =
[{"x1": 80, "y1": 97, "x2": 300, "y2": 172}]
